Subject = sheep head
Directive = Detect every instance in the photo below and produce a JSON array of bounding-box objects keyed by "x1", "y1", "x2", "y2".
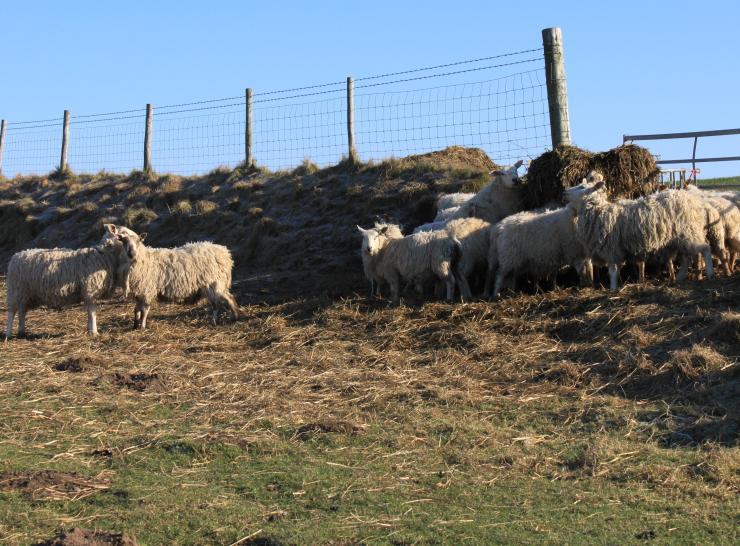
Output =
[
  {"x1": 357, "y1": 225, "x2": 388, "y2": 257},
  {"x1": 103, "y1": 224, "x2": 147, "y2": 262},
  {"x1": 490, "y1": 159, "x2": 524, "y2": 189},
  {"x1": 563, "y1": 179, "x2": 606, "y2": 207}
]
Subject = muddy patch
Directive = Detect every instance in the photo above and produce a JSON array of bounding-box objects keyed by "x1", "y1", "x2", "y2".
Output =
[
  {"x1": 32, "y1": 527, "x2": 138, "y2": 546},
  {"x1": 294, "y1": 419, "x2": 359, "y2": 440},
  {"x1": 94, "y1": 372, "x2": 167, "y2": 392},
  {"x1": 0, "y1": 470, "x2": 110, "y2": 500}
]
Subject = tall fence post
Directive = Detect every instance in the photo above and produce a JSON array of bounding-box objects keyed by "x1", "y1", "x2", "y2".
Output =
[
  {"x1": 60, "y1": 109, "x2": 70, "y2": 171},
  {"x1": 347, "y1": 76, "x2": 357, "y2": 162},
  {"x1": 542, "y1": 27, "x2": 571, "y2": 148},
  {"x1": 245, "y1": 88, "x2": 253, "y2": 167},
  {"x1": 0, "y1": 120, "x2": 6, "y2": 177},
  {"x1": 144, "y1": 103, "x2": 153, "y2": 173}
]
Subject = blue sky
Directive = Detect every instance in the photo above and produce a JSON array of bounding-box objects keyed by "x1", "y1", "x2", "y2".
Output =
[{"x1": 1, "y1": 0, "x2": 738, "y2": 177}]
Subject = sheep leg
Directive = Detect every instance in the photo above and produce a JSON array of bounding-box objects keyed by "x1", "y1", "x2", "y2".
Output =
[
  {"x1": 666, "y1": 259, "x2": 676, "y2": 282},
  {"x1": 703, "y1": 246, "x2": 714, "y2": 279},
  {"x1": 677, "y1": 255, "x2": 690, "y2": 282},
  {"x1": 133, "y1": 301, "x2": 143, "y2": 330},
  {"x1": 222, "y1": 292, "x2": 240, "y2": 320},
  {"x1": 5, "y1": 305, "x2": 16, "y2": 341},
  {"x1": 139, "y1": 303, "x2": 151, "y2": 330},
  {"x1": 720, "y1": 250, "x2": 731, "y2": 276},
  {"x1": 493, "y1": 270, "x2": 506, "y2": 298},
  {"x1": 86, "y1": 302, "x2": 98, "y2": 336},
  {"x1": 694, "y1": 255, "x2": 704, "y2": 280},
  {"x1": 445, "y1": 275, "x2": 456, "y2": 303},
  {"x1": 730, "y1": 251, "x2": 737, "y2": 272},
  {"x1": 457, "y1": 271, "x2": 473, "y2": 303},
  {"x1": 16, "y1": 304, "x2": 26, "y2": 338},
  {"x1": 637, "y1": 260, "x2": 645, "y2": 283},
  {"x1": 608, "y1": 263, "x2": 620, "y2": 292}
]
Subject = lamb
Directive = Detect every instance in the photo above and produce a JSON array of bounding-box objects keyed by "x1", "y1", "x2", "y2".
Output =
[
  {"x1": 359, "y1": 221, "x2": 403, "y2": 296},
  {"x1": 444, "y1": 217, "x2": 492, "y2": 301},
  {"x1": 356, "y1": 225, "x2": 461, "y2": 304},
  {"x1": 4, "y1": 224, "x2": 125, "y2": 339},
  {"x1": 107, "y1": 225, "x2": 239, "y2": 329},
  {"x1": 564, "y1": 179, "x2": 714, "y2": 291},
  {"x1": 445, "y1": 160, "x2": 525, "y2": 224},
  {"x1": 484, "y1": 205, "x2": 592, "y2": 298}
]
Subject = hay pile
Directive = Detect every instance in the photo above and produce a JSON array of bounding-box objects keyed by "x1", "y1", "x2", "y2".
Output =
[{"x1": 524, "y1": 144, "x2": 660, "y2": 209}]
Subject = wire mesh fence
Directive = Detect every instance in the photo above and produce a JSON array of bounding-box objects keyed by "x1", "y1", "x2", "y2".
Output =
[{"x1": 0, "y1": 47, "x2": 553, "y2": 177}]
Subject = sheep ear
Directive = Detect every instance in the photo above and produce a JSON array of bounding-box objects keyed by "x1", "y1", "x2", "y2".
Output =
[
  {"x1": 139, "y1": 232, "x2": 148, "y2": 242},
  {"x1": 104, "y1": 223, "x2": 118, "y2": 235},
  {"x1": 356, "y1": 225, "x2": 367, "y2": 234}
]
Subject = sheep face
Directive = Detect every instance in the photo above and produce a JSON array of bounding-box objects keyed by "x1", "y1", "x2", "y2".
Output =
[
  {"x1": 490, "y1": 159, "x2": 524, "y2": 189},
  {"x1": 357, "y1": 226, "x2": 386, "y2": 257},
  {"x1": 586, "y1": 170, "x2": 604, "y2": 183},
  {"x1": 103, "y1": 224, "x2": 147, "y2": 262},
  {"x1": 563, "y1": 179, "x2": 606, "y2": 207}
]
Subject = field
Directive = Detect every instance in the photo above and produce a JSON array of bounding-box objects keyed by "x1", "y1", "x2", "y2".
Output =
[
  {"x1": 698, "y1": 176, "x2": 740, "y2": 188},
  {"x1": 0, "y1": 152, "x2": 738, "y2": 545}
]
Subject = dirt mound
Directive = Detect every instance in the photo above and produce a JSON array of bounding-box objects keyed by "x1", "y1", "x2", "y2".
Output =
[
  {"x1": 32, "y1": 528, "x2": 138, "y2": 546},
  {"x1": 400, "y1": 145, "x2": 498, "y2": 172},
  {"x1": 95, "y1": 372, "x2": 167, "y2": 392},
  {"x1": 0, "y1": 470, "x2": 110, "y2": 500},
  {"x1": 524, "y1": 144, "x2": 660, "y2": 208}
]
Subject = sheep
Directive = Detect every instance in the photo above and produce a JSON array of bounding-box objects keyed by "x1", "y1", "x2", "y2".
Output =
[
  {"x1": 358, "y1": 221, "x2": 403, "y2": 296},
  {"x1": 356, "y1": 225, "x2": 461, "y2": 304},
  {"x1": 108, "y1": 225, "x2": 239, "y2": 330},
  {"x1": 443, "y1": 217, "x2": 492, "y2": 301},
  {"x1": 436, "y1": 192, "x2": 475, "y2": 213},
  {"x1": 445, "y1": 160, "x2": 525, "y2": 224},
  {"x1": 4, "y1": 224, "x2": 125, "y2": 339},
  {"x1": 685, "y1": 185, "x2": 740, "y2": 272},
  {"x1": 413, "y1": 221, "x2": 447, "y2": 234},
  {"x1": 484, "y1": 205, "x2": 592, "y2": 298},
  {"x1": 564, "y1": 179, "x2": 714, "y2": 291},
  {"x1": 434, "y1": 206, "x2": 464, "y2": 222}
]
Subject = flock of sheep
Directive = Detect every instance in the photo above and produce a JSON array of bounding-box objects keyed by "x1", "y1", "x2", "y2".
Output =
[
  {"x1": 4, "y1": 225, "x2": 238, "y2": 339},
  {"x1": 3, "y1": 160, "x2": 739, "y2": 339},
  {"x1": 358, "y1": 161, "x2": 740, "y2": 303}
]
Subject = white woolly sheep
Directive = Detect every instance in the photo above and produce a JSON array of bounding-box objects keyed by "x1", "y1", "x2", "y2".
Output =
[
  {"x1": 685, "y1": 185, "x2": 740, "y2": 272},
  {"x1": 109, "y1": 225, "x2": 239, "y2": 329},
  {"x1": 5, "y1": 224, "x2": 125, "y2": 339},
  {"x1": 444, "y1": 217, "x2": 492, "y2": 301},
  {"x1": 484, "y1": 205, "x2": 592, "y2": 298},
  {"x1": 359, "y1": 221, "x2": 403, "y2": 296},
  {"x1": 357, "y1": 225, "x2": 461, "y2": 304},
  {"x1": 564, "y1": 180, "x2": 714, "y2": 291},
  {"x1": 436, "y1": 192, "x2": 475, "y2": 213},
  {"x1": 445, "y1": 160, "x2": 525, "y2": 224},
  {"x1": 413, "y1": 221, "x2": 447, "y2": 234}
]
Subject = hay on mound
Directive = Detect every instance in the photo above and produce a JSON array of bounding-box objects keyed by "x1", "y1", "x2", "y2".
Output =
[
  {"x1": 400, "y1": 146, "x2": 499, "y2": 172},
  {"x1": 524, "y1": 144, "x2": 660, "y2": 209}
]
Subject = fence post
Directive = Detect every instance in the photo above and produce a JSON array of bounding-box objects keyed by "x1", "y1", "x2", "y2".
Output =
[
  {"x1": 245, "y1": 88, "x2": 253, "y2": 167},
  {"x1": 542, "y1": 27, "x2": 571, "y2": 148},
  {"x1": 144, "y1": 103, "x2": 153, "y2": 173},
  {"x1": 347, "y1": 76, "x2": 357, "y2": 162},
  {"x1": 0, "y1": 120, "x2": 6, "y2": 177},
  {"x1": 60, "y1": 110, "x2": 70, "y2": 171}
]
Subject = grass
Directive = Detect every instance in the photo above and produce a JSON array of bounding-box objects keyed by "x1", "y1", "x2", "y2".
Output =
[
  {"x1": 0, "y1": 275, "x2": 738, "y2": 545},
  {"x1": 698, "y1": 176, "x2": 740, "y2": 187}
]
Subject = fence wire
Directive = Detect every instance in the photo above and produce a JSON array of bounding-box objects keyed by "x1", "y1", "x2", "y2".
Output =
[{"x1": 1, "y1": 48, "x2": 551, "y2": 177}]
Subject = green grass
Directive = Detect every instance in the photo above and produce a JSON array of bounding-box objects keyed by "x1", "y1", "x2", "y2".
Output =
[{"x1": 697, "y1": 175, "x2": 740, "y2": 187}]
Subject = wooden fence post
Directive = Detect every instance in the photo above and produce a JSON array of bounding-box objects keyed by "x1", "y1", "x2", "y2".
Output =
[
  {"x1": 144, "y1": 104, "x2": 153, "y2": 173},
  {"x1": 347, "y1": 76, "x2": 357, "y2": 162},
  {"x1": 542, "y1": 27, "x2": 571, "y2": 148},
  {"x1": 60, "y1": 110, "x2": 70, "y2": 171},
  {"x1": 245, "y1": 88, "x2": 253, "y2": 167},
  {"x1": 0, "y1": 120, "x2": 6, "y2": 177}
]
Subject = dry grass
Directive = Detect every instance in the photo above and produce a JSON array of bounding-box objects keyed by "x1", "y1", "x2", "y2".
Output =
[{"x1": 0, "y1": 273, "x2": 738, "y2": 544}]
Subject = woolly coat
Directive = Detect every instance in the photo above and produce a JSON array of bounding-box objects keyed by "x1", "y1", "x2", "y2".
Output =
[
  {"x1": 446, "y1": 172, "x2": 524, "y2": 224},
  {"x1": 126, "y1": 242, "x2": 235, "y2": 305},
  {"x1": 6, "y1": 244, "x2": 121, "y2": 311},
  {"x1": 488, "y1": 205, "x2": 589, "y2": 281}
]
